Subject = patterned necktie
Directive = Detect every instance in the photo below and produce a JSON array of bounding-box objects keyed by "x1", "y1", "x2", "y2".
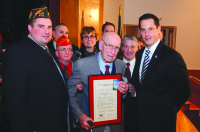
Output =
[
  {"x1": 124, "y1": 63, "x2": 131, "y2": 83},
  {"x1": 105, "y1": 65, "x2": 110, "y2": 74},
  {"x1": 44, "y1": 45, "x2": 52, "y2": 58},
  {"x1": 140, "y1": 49, "x2": 150, "y2": 83},
  {"x1": 64, "y1": 66, "x2": 69, "y2": 80}
]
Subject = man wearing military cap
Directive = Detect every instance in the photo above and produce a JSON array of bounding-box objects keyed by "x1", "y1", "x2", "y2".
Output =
[
  {"x1": 2, "y1": 5, "x2": 68, "y2": 132},
  {"x1": 56, "y1": 35, "x2": 83, "y2": 132}
]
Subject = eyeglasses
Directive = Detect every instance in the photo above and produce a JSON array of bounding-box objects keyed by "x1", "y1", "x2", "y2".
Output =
[
  {"x1": 82, "y1": 35, "x2": 96, "y2": 39},
  {"x1": 102, "y1": 40, "x2": 120, "y2": 52},
  {"x1": 57, "y1": 48, "x2": 73, "y2": 52}
]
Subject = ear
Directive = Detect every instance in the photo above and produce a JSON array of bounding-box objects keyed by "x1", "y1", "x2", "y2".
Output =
[
  {"x1": 139, "y1": 29, "x2": 142, "y2": 36},
  {"x1": 28, "y1": 25, "x2": 32, "y2": 34},
  {"x1": 52, "y1": 31, "x2": 55, "y2": 38},
  {"x1": 99, "y1": 40, "x2": 102, "y2": 50},
  {"x1": 158, "y1": 26, "x2": 161, "y2": 32},
  {"x1": 55, "y1": 50, "x2": 59, "y2": 57}
]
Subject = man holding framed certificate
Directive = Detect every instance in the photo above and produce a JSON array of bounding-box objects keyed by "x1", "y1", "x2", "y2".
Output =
[{"x1": 68, "y1": 32, "x2": 128, "y2": 132}]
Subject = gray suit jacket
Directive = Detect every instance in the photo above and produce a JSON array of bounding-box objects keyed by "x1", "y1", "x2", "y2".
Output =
[{"x1": 68, "y1": 53, "x2": 126, "y2": 132}]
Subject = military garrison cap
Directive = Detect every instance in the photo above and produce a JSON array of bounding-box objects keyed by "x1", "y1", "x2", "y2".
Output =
[{"x1": 29, "y1": 5, "x2": 51, "y2": 21}]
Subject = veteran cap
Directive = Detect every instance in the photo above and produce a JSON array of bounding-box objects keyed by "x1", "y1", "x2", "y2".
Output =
[
  {"x1": 29, "y1": 5, "x2": 51, "y2": 21},
  {"x1": 56, "y1": 35, "x2": 71, "y2": 46}
]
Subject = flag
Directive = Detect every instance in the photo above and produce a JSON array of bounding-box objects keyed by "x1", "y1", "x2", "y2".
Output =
[{"x1": 117, "y1": 5, "x2": 122, "y2": 38}]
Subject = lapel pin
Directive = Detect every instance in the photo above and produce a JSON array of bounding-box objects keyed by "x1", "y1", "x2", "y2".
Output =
[{"x1": 155, "y1": 55, "x2": 157, "y2": 58}]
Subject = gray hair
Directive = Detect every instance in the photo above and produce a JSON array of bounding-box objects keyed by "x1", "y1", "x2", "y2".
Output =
[{"x1": 121, "y1": 35, "x2": 139, "y2": 47}]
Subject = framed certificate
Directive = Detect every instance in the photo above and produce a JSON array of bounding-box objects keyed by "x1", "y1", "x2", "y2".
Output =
[{"x1": 88, "y1": 74, "x2": 122, "y2": 126}]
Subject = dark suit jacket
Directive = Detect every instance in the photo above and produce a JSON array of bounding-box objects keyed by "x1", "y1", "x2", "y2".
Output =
[
  {"x1": 131, "y1": 42, "x2": 191, "y2": 132},
  {"x1": 121, "y1": 59, "x2": 137, "y2": 132},
  {"x1": 2, "y1": 37, "x2": 68, "y2": 132}
]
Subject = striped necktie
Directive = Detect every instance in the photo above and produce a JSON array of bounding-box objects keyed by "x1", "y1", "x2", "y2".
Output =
[
  {"x1": 64, "y1": 66, "x2": 69, "y2": 80},
  {"x1": 140, "y1": 49, "x2": 150, "y2": 84}
]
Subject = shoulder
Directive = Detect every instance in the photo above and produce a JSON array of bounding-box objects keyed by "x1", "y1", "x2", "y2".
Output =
[
  {"x1": 72, "y1": 44, "x2": 79, "y2": 51},
  {"x1": 114, "y1": 59, "x2": 126, "y2": 67},
  {"x1": 75, "y1": 54, "x2": 98, "y2": 65},
  {"x1": 159, "y1": 43, "x2": 182, "y2": 58}
]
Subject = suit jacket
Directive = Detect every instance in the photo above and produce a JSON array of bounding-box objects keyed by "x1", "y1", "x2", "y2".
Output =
[
  {"x1": 131, "y1": 42, "x2": 191, "y2": 132},
  {"x1": 2, "y1": 37, "x2": 68, "y2": 132},
  {"x1": 122, "y1": 59, "x2": 137, "y2": 132},
  {"x1": 48, "y1": 40, "x2": 80, "y2": 62},
  {"x1": 68, "y1": 53, "x2": 126, "y2": 132}
]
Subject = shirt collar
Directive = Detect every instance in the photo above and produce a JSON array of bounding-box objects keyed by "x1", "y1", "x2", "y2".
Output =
[
  {"x1": 60, "y1": 61, "x2": 72, "y2": 70},
  {"x1": 123, "y1": 57, "x2": 135, "y2": 66},
  {"x1": 28, "y1": 35, "x2": 46, "y2": 50},
  {"x1": 98, "y1": 52, "x2": 113, "y2": 71},
  {"x1": 144, "y1": 39, "x2": 160, "y2": 55}
]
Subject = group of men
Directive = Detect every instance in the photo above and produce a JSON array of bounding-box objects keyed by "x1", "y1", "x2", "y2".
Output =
[{"x1": 2, "y1": 5, "x2": 191, "y2": 132}]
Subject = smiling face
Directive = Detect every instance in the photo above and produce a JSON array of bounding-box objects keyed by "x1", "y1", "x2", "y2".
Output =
[
  {"x1": 139, "y1": 18, "x2": 161, "y2": 49},
  {"x1": 82, "y1": 32, "x2": 97, "y2": 48},
  {"x1": 99, "y1": 32, "x2": 121, "y2": 63},
  {"x1": 122, "y1": 39, "x2": 138, "y2": 62},
  {"x1": 55, "y1": 45, "x2": 73, "y2": 64},
  {"x1": 28, "y1": 18, "x2": 52, "y2": 46},
  {"x1": 53, "y1": 25, "x2": 69, "y2": 42}
]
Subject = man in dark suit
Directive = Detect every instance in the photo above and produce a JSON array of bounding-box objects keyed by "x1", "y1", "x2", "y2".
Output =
[
  {"x1": 68, "y1": 32, "x2": 128, "y2": 132},
  {"x1": 121, "y1": 35, "x2": 138, "y2": 132},
  {"x1": 131, "y1": 13, "x2": 191, "y2": 132},
  {"x1": 2, "y1": 6, "x2": 68, "y2": 132},
  {"x1": 48, "y1": 23, "x2": 79, "y2": 62}
]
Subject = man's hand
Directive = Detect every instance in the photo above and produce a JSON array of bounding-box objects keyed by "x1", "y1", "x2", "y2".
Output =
[
  {"x1": 128, "y1": 83, "x2": 135, "y2": 96},
  {"x1": 78, "y1": 114, "x2": 93, "y2": 130},
  {"x1": 75, "y1": 83, "x2": 83, "y2": 91},
  {"x1": 118, "y1": 81, "x2": 128, "y2": 94}
]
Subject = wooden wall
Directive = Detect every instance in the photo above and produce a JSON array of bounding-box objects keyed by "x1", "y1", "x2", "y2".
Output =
[{"x1": 60, "y1": 0, "x2": 103, "y2": 48}]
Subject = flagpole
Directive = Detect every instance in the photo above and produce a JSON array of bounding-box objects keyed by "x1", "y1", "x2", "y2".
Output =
[{"x1": 117, "y1": 5, "x2": 122, "y2": 38}]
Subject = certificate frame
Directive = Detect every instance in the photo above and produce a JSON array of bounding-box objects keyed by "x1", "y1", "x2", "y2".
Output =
[{"x1": 88, "y1": 74, "x2": 122, "y2": 126}]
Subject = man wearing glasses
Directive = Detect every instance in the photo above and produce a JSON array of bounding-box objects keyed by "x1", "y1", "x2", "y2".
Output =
[
  {"x1": 55, "y1": 35, "x2": 83, "y2": 132},
  {"x1": 79, "y1": 26, "x2": 99, "y2": 58},
  {"x1": 68, "y1": 32, "x2": 128, "y2": 132}
]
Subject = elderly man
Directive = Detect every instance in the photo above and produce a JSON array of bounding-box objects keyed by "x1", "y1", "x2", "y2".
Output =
[
  {"x1": 68, "y1": 32, "x2": 128, "y2": 132},
  {"x1": 131, "y1": 13, "x2": 191, "y2": 132},
  {"x1": 121, "y1": 35, "x2": 138, "y2": 132},
  {"x1": 2, "y1": 6, "x2": 68, "y2": 132}
]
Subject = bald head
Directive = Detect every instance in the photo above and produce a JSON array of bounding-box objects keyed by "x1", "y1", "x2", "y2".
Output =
[
  {"x1": 99, "y1": 32, "x2": 121, "y2": 63},
  {"x1": 102, "y1": 32, "x2": 121, "y2": 45}
]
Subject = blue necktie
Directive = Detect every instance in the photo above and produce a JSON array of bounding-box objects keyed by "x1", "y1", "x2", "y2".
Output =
[{"x1": 140, "y1": 49, "x2": 150, "y2": 84}]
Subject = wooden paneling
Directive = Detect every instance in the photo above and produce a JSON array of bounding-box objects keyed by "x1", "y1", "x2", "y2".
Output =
[
  {"x1": 60, "y1": 0, "x2": 79, "y2": 46},
  {"x1": 60, "y1": 0, "x2": 103, "y2": 48}
]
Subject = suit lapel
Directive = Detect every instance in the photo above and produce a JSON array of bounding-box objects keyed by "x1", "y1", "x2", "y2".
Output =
[
  {"x1": 135, "y1": 48, "x2": 144, "y2": 87},
  {"x1": 92, "y1": 54, "x2": 101, "y2": 74},
  {"x1": 142, "y1": 42, "x2": 163, "y2": 84},
  {"x1": 28, "y1": 37, "x2": 66, "y2": 85}
]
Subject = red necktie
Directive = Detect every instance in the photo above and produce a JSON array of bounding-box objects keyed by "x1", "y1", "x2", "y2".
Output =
[
  {"x1": 124, "y1": 63, "x2": 131, "y2": 82},
  {"x1": 105, "y1": 65, "x2": 110, "y2": 74}
]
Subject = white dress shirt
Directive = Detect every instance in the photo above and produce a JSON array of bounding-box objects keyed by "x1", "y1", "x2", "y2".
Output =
[
  {"x1": 123, "y1": 58, "x2": 136, "y2": 77},
  {"x1": 139, "y1": 39, "x2": 160, "y2": 80},
  {"x1": 123, "y1": 57, "x2": 136, "y2": 97},
  {"x1": 98, "y1": 52, "x2": 113, "y2": 74}
]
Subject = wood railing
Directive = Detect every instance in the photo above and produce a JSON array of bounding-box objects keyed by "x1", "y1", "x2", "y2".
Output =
[{"x1": 188, "y1": 76, "x2": 200, "y2": 108}]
